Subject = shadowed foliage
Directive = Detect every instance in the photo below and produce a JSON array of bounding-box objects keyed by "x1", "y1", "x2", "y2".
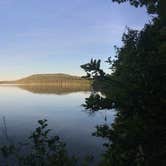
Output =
[
  {"x1": 0, "y1": 119, "x2": 77, "y2": 166},
  {"x1": 81, "y1": 59, "x2": 105, "y2": 79},
  {"x1": 81, "y1": 0, "x2": 166, "y2": 165},
  {"x1": 0, "y1": 120, "x2": 95, "y2": 166}
]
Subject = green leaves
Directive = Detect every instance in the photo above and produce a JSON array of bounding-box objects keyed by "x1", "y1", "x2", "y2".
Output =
[
  {"x1": 81, "y1": 59, "x2": 105, "y2": 78},
  {"x1": 0, "y1": 119, "x2": 76, "y2": 166},
  {"x1": 83, "y1": 93, "x2": 113, "y2": 111},
  {"x1": 81, "y1": 1, "x2": 166, "y2": 165},
  {"x1": 112, "y1": 0, "x2": 159, "y2": 14}
]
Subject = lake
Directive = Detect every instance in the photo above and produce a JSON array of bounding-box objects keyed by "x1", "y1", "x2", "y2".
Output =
[{"x1": 0, "y1": 85, "x2": 115, "y2": 162}]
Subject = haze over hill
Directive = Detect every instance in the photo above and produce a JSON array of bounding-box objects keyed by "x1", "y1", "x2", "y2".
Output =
[{"x1": 0, "y1": 73, "x2": 91, "y2": 85}]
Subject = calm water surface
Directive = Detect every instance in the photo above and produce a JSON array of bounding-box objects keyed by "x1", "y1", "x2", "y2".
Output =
[{"x1": 0, "y1": 85, "x2": 115, "y2": 160}]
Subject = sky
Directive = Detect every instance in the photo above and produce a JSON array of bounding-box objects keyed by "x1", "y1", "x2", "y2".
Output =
[{"x1": 0, "y1": 0, "x2": 150, "y2": 80}]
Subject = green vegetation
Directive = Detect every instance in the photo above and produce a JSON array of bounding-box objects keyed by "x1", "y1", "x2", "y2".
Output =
[
  {"x1": 0, "y1": 120, "x2": 94, "y2": 166},
  {"x1": 0, "y1": 120, "x2": 76, "y2": 166},
  {"x1": 0, "y1": 0, "x2": 165, "y2": 165},
  {"x1": 81, "y1": 0, "x2": 166, "y2": 165}
]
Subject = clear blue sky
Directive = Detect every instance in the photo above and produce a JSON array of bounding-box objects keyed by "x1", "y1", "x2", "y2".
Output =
[{"x1": 0, "y1": 0, "x2": 150, "y2": 80}]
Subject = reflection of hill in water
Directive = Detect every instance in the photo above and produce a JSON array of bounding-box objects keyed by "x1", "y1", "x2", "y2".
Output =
[{"x1": 18, "y1": 84, "x2": 91, "y2": 95}]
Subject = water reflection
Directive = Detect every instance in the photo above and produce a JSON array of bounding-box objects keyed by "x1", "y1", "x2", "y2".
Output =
[
  {"x1": 17, "y1": 84, "x2": 91, "y2": 95},
  {"x1": 0, "y1": 85, "x2": 115, "y2": 161}
]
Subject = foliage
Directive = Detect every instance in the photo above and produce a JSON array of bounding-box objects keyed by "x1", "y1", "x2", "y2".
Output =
[
  {"x1": 0, "y1": 119, "x2": 77, "y2": 166},
  {"x1": 81, "y1": 0, "x2": 166, "y2": 165},
  {"x1": 81, "y1": 59, "x2": 105, "y2": 78},
  {"x1": 83, "y1": 93, "x2": 113, "y2": 111},
  {"x1": 112, "y1": 0, "x2": 166, "y2": 25}
]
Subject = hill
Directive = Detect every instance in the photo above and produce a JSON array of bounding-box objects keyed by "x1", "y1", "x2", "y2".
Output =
[{"x1": 0, "y1": 73, "x2": 91, "y2": 85}]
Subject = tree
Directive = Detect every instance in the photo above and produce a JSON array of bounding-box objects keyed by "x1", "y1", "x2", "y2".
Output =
[
  {"x1": 81, "y1": 0, "x2": 166, "y2": 165},
  {"x1": 81, "y1": 59, "x2": 105, "y2": 78},
  {"x1": 112, "y1": 0, "x2": 166, "y2": 24}
]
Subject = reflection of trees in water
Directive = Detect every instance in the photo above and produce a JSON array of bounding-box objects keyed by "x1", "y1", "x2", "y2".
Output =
[
  {"x1": 1, "y1": 0, "x2": 165, "y2": 165},
  {"x1": 18, "y1": 84, "x2": 91, "y2": 95}
]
